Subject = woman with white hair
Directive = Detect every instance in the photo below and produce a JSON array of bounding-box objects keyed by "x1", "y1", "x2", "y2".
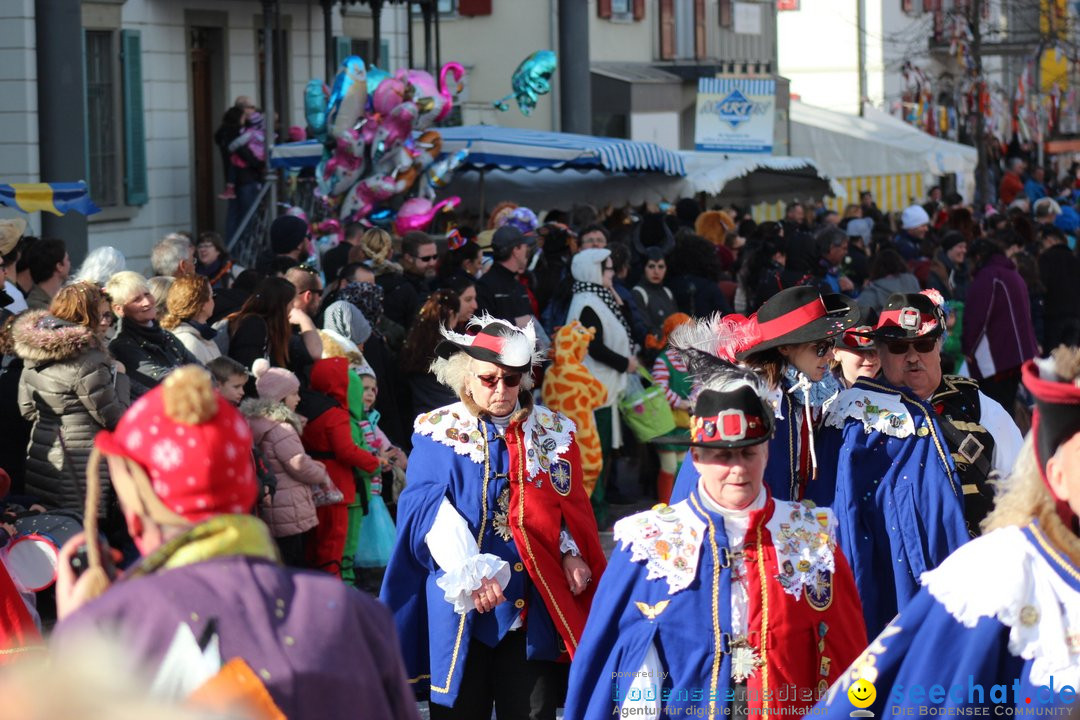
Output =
[
  {"x1": 72, "y1": 246, "x2": 126, "y2": 287},
  {"x1": 564, "y1": 248, "x2": 638, "y2": 507},
  {"x1": 380, "y1": 314, "x2": 607, "y2": 720},
  {"x1": 105, "y1": 271, "x2": 197, "y2": 398}
]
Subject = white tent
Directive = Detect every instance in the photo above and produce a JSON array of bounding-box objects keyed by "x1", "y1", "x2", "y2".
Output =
[{"x1": 788, "y1": 101, "x2": 977, "y2": 209}]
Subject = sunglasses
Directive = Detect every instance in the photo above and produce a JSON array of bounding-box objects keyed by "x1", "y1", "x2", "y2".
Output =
[
  {"x1": 883, "y1": 338, "x2": 937, "y2": 355},
  {"x1": 602, "y1": 264, "x2": 615, "y2": 272},
  {"x1": 812, "y1": 340, "x2": 834, "y2": 358},
  {"x1": 416, "y1": 254, "x2": 439, "y2": 262},
  {"x1": 476, "y1": 372, "x2": 523, "y2": 388}
]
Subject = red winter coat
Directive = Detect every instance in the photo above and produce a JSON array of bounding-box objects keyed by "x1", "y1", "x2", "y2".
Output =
[{"x1": 302, "y1": 358, "x2": 379, "y2": 503}]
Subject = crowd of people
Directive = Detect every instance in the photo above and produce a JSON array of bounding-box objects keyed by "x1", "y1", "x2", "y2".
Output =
[{"x1": 0, "y1": 159, "x2": 1077, "y2": 717}]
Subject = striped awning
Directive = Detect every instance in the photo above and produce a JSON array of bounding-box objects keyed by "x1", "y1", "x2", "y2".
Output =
[
  {"x1": 436, "y1": 125, "x2": 686, "y2": 176},
  {"x1": 0, "y1": 181, "x2": 100, "y2": 216},
  {"x1": 751, "y1": 172, "x2": 925, "y2": 222}
]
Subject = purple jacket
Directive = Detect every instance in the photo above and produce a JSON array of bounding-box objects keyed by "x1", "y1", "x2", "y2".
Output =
[
  {"x1": 961, "y1": 254, "x2": 1037, "y2": 379},
  {"x1": 54, "y1": 556, "x2": 419, "y2": 720}
]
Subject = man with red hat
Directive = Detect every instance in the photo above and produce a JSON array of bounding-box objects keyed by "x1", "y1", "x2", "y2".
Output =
[
  {"x1": 815, "y1": 347, "x2": 1080, "y2": 716},
  {"x1": 52, "y1": 366, "x2": 418, "y2": 719},
  {"x1": 818, "y1": 291, "x2": 1022, "y2": 639}
]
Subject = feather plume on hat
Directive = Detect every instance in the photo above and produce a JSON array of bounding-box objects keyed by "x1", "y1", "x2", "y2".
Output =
[
  {"x1": 436, "y1": 311, "x2": 545, "y2": 371},
  {"x1": 669, "y1": 314, "x2": 770, "y2": 402}
]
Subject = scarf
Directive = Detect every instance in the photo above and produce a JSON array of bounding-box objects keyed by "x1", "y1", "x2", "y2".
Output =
[
  {"x1": 197, "y1": 257, "x2": 233, "y2": 288},
  {"x1": 127, "y1": 514, "x2": 279, "y2": 579},
  {"x1": 186, "y1": 319, "x2": 218, "y2": 341},
  {"x1": 572, "y1": 280, "x2": 632, "y2": 343},
  {"x1": 337, "y1": 282, "x2": 385, "y2": 335}
]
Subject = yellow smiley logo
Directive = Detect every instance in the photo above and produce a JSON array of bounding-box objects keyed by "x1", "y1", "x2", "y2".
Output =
[{"x1": 848, "y1": 678, "x2": 877, "y2": 709}]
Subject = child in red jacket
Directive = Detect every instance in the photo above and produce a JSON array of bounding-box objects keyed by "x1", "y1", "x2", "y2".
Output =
[{"x1": 302, "y1": 358, "x2": 380, "y2": 577}]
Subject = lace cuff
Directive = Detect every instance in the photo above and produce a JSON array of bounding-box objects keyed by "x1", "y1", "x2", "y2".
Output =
[
  {"x1": 559, "y1": 529, "x2": 581, "y2": 557},
  {"x1": 435, "y1": 554, "x2": 512, "y2": 614}
]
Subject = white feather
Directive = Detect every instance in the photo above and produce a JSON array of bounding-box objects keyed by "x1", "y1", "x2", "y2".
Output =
[{"x1": 442, "y1": 311, "x2": 544, "y2": 368}]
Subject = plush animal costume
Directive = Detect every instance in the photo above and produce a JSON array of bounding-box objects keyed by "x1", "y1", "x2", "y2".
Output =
[{"x1": 541, "y1": 320, "x2": 607, "y2": 496}]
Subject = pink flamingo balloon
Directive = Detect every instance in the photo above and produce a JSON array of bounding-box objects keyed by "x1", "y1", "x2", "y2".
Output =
[
  {"x1": 437, "y1": 62, "x2": 466, "y2": 123},
  {"x1": 394, "y1": 196, "x2": 461, "y2": 236}
]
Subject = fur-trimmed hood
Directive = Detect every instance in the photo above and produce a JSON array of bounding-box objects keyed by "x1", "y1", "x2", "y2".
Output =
[
  {"x1": 240, "y1": 397, "x2": 306, "y2": 435},
  {"x1": 12, "y1": 310, "x2": 104, "y2": 364}
]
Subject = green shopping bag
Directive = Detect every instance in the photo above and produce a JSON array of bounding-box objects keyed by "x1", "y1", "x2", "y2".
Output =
[{"x1": 618, "y1": 367, "x2": 676, "y2": 442}]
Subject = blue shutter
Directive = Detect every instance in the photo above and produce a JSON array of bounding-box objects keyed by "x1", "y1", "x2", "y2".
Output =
[
  {"x1": 335, "y1": 36, "x2": 353, "y2": 67},
  {"x1": 121, "y1": 29, "x2": 148, "y2": 206}
]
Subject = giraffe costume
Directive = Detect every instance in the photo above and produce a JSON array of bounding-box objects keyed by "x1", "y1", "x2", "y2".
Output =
[{"x1": 542, "y1": 320, "x2": 607, "y2": 496}]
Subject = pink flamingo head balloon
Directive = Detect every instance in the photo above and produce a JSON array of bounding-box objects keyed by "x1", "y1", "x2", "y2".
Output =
[{"x1": 394, "y1": 196, "x2": 462, "y2": 236}]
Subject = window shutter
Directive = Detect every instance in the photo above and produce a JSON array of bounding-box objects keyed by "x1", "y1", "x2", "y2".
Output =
[
  {"x1": 694, "y1": 0, "x2": 705, "y2": 58},
  {"x1": 121, "y1": 29, "x2": 147, "y2": 207},
  {"x1": 659, "y1": 0, "x2": 675, "y2": 59},
  {"x1": 719, "y1": 0, "x2": 732, "y2": 27},
  {"x1": 598, "y1": 0, "x2": 613, "y2": 18},
  {"x1": 458, "y1": 0, "x2": 492, "y2": 16},
  {"x1": 335, "y1": 36, "x2": 353, "y2": 66},
  {"x1": 633, "y1": 0, "x2": 645, "y2": 20}
]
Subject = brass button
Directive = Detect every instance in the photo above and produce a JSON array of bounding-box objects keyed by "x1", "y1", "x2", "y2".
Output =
[
  {"x1": 513, "y1": 562, "x2": 524, "y2": 572},
  {"x1": 514, "y1": 599, "x2": 525, "y2": 609}
]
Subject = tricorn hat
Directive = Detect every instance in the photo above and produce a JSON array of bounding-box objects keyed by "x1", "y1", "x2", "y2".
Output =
[
  {"x1": 434, "y1": 312, "x2": 543, "y2": 373},
  {"x1": 856, "y1": 292, "x2": 944, "y2": 342},
  {"x1": 1022, "y1": 351, "x2": 1080, "y2": 525},
  {"x1": 736, "y1": 286, "x2": 858, "y2": 360}
]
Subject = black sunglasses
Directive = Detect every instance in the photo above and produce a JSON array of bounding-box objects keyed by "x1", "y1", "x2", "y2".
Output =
[
  {"x1": 812, "y1": 340, "x2": 833, "y2": 358},
  {"x1": 883, "y1": 338, "x2": 937, "y2": 355},
  {"x1": 415, "y1": 254, "x2": 439, "y2": 262},
  {"x1": 476, "y1": 372, "x2": 523, "y2": 388}
]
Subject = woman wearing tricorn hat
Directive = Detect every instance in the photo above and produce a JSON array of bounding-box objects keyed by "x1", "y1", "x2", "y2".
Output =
[
  {"x1": 379, "y1": 313, "x2": 606, "y2": 720},
  {"x1": 566, "y1": 338, "x2": 866, "y2": 719},
  {"x1": 815, "y1": 348, "x2": 1080, "y2": 717},
  {"x1": 670, "y1": 285, "x2": 861, "y2": 505}
]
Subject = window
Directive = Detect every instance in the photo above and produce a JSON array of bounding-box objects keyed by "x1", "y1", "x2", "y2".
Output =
[
  {"x1": 85, "y1": 30, "x2": 120, "y2": 209},
  {"x1": 83, "y1": 28, "x2": 146, "y2": 211},
  {"x1": 612, "y1": 0, "x2": 631, "y2": 13},
  {"x1": 412, "y1": 0, "x2": 456, "y2": 13}
]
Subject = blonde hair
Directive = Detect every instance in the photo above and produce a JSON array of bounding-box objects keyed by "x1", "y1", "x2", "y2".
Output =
[
  {"x1": 160, "y1": 274, "x2": 211, "y2": 329},
  {"x1": 984, "y1": 436, "x2": 1080, "y2": 565},
  {"x1": 104, "y1": 271, "x2": 151, "y2": 308},
  {"x1": 147, "y1": 276, "x2": 174, "y2": 317},
  {"x1": 431, "y1": 351, "x2": 535, "y2": 401},
  {"x1": 358, "y1": 228, "x2": 394, "y2": 267}
]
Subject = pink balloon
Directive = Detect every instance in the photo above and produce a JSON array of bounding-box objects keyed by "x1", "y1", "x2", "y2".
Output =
[{"x1": 394, "y1": 196, "x2": 461, "y2": 236}]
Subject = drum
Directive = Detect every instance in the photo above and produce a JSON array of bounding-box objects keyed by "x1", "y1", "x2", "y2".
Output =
[{"x1": 5, "y1": 512, "x2": 84, "y2": 592}]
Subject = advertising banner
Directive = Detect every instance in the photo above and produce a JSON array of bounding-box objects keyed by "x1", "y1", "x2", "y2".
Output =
[{"x1": 694, "y1": 77, "x2": 776, "y2": 154}]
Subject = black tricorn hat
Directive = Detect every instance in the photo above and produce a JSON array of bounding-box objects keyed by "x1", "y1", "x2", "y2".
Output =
[
  {"x1": 659, "y1": 384, "x2": 774, "y2": 449},
  {"x1": 855, "y1": 292, "x2": 944, "y2": 342},
  {"x1": 736, "y1": 286, "x2": 859, "y2": 360}
]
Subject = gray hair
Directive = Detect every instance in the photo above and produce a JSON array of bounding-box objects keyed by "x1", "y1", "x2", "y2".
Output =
[
  {"x1": 151, "y1": 235, "x2": 193, "y2": 277},
  {"x1": 431, "y1": 351, "x2": 535, "y2": 398},
  {"x1": 74, "y1": 246, "x2": 126, "y2": 286}
]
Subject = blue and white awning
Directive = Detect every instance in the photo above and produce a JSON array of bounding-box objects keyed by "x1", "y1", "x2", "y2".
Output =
[
  {"x1": 436, "y1": 125, "x2": 686, "y2": 176},
  {"x1": 270, "y1": 140, "x2": 323, "y2": 170}
]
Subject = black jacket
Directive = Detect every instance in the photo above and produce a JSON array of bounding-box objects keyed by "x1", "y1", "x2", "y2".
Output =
[
  {"x1": 476, "y1": 264, "x2": 532, "y2": 323},
  {"x1": 109, "y1": 321, "x2": 198, "y2": 399},
  {"x1": 378, "y1": 271, "x2": 430, "y2": 330}
]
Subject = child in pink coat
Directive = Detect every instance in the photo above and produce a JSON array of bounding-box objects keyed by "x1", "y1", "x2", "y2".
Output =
[{"x1": 241, "y1": 360, "x2": 331, "y2": 567}]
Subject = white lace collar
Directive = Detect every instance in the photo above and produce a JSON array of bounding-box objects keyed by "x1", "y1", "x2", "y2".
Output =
[
  {"x1": 921, "y1": 525, "x2": 1080, "y2": 688},
  {"x1": 413, "y1": 401, "x2": 576, "y2": 480}
]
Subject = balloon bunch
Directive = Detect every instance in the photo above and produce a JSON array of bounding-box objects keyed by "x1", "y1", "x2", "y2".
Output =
[{"x1": 306, "y1": 56, "x2": 468, "y2": 231}]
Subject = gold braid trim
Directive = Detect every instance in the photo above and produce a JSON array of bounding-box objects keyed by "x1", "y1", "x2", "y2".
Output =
[
  {"x1": 755, "y1": 522, "x2": 770, "y2": 713},
  {"x1": 514, "y1": 425, "x2": 578, "y2": 650},
  {"x1": 689, "y1": 493, "x2": 721, "y2": 719},
  {"x1": 429, "y1": 419, "x2": 494, "y2": 694}
]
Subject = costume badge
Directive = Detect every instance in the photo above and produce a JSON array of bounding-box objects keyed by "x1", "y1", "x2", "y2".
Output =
[
  {"x1": 550, "y1": 458, "x2": 572, "y2": 496},
  {"x1": 804, "y1": 569, "x2": 833, "y2": 611}
]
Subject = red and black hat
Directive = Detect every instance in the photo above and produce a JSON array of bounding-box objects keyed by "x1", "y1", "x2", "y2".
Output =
[
  {"x1": 664, "y1": 384, "x2": 774, "y2": 449},
  {"x1": 434, "y1": 313, "x2": 541, "y2": 372},
  {"x1": 837, "y1": 308, "x2": 878, "y2": 351},
  {"x1": 856, "y1": 292, "x2": 945, "y2": 342},
  {"x1": 1022, "y1": 355, "x2": 1080, "y2": 525},
  {"x1": 736, "y1": 286, "x2": 859, "y2": 360}
]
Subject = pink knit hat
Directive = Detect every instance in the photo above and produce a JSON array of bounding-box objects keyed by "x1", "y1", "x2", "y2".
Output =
[{"x1": 252, "y1": 359, "x2": 299, "y2": 403}]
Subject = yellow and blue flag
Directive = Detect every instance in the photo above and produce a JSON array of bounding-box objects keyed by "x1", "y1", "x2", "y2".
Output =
[{"x1": 0, "y1": 181, "x2": 101, "y2": 216}]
